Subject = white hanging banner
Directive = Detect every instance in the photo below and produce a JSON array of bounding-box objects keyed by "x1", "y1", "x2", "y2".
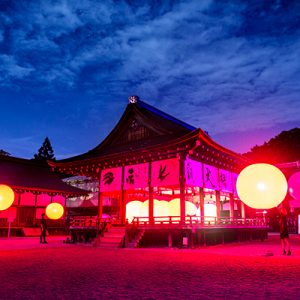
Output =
[
  {"x1": 100, "y1": 167, "x2": 122, "y2": 192},
  {"x1": 185, "y1": 159, "x2": 203, "y2": 187},
  {"x1": 124, "y1": 163, "x2": 149, "y2": 190},
  {"x1": 203, "y1": 164, "x2": 219, "y2": 190},
  {"x1": 219, "y1": 169, "x2": 233, "y2": 192},
  {"x1": 232, "y1": 173, "x2": 239, "y2": 194},
  {"x1": 151, "y1": 158, "x2": 179, "y2": 187}
]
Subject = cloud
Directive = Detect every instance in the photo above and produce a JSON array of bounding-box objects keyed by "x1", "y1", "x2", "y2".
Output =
[
  {"x1": 1, "y1": 0, "x2": 300, "y2": 143},
  {"x1": 0, "y1": 54, "x2": 34, "y2": 79}
]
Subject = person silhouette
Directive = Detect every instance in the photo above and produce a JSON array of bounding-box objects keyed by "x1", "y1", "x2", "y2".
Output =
[
  {"x1": 277, "y1": 207, "x2": 290, "y2": 255},
  {"x1": 40, "y1": 213, "x2": 48, "y2": 244}
]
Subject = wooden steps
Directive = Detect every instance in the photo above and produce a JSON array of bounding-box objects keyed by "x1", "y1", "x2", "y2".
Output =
[
  {"x1": 94, "y1": 225, "x2": 125, "y2": 248},
  {"x1": 127, "y1": 230, "x2": 145, "y2": 248}
]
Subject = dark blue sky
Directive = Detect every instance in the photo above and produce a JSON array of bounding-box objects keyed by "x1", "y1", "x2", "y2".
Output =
[{"x1": 1, "y1": 0, "x2": 299, "y2": 159}]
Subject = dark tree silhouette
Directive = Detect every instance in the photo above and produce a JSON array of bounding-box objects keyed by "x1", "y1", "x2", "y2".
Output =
[
  {"x1": 0, "y1": 149, "x2": 11, "y2": 156},
  {"x1": 34, "y1": 137, "x2": 56, "y2": 162},
  {"x1": 244, "y1": 128, "x2": 300, "y2": 164}
]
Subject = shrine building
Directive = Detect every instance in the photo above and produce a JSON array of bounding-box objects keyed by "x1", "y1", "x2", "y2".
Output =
[
  {"x1": 0, "y1": 155, "x2": 87, "y2": 237},
  {"x1": 49, "y1": 96, "x2": 268, "y2": 247}
]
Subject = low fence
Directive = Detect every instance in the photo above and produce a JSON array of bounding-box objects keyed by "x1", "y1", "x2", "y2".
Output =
[{"x1": 132, "y1": 216, "x2": 268, "y2": 228}]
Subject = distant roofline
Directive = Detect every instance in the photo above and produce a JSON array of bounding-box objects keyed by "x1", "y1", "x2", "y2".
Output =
[{"x1": 138, "y1": 100, "x2": 197, "y2": 131}]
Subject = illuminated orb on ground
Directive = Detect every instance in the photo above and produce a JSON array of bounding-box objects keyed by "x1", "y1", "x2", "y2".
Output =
[
  {"x1": 185, "y1": 201, "x2": 197, "y2": 216},
  {"x1": 236, "y1": 163, "x2": 287, "y2": 209},
  {"x1": 126, "y1": 201, "x2": 142, "y2": 223},
  {"x1": 139, "y1": 200, "x2": 165, "y2": 218},
  {"x1": 0, "y1": 184, "x2": 15, "y2": 211},
  {"x1": 46, "y1": 203, "x2": 64, "y2": 219},
  {"x1": 196, "y1": 204, "x2": 216, "y2": 217},
  {"x1": 166, "y1": 198, "x2": 197, "y2": 217},
  {"x1": 159, "y1": 200, "x2": 169, "y2": 216},
  {"x1": 288, "y1": 172, "x2": 300, "y2": 201}
]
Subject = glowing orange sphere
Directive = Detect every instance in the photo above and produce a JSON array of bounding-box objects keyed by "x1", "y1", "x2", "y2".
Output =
[
  {"x1": 166, "y1": 198, "x2": 197, "y2": 217},
  {"x1": 139, "y1": 200, "x2": 165, "y2": 218},
  {"x1": 0, "y1": 184, "x2": 15, "y2": 211},
  {"x1": 46, "y1": 203, "x2": 64, "y2": 219},
  {"x1": 126, "y1": 201, "x2": 142, "y2": 223},
  {"x1": 236, "y1": 163, "x2": 287, "y2": 209}
]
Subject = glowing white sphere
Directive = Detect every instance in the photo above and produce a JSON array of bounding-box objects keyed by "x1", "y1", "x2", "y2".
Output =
[{"x1": 236, "y1": 163, "x2": 287, "y2": 209}]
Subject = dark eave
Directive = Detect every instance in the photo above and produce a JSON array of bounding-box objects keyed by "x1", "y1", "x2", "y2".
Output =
[
  {"x1": 0, "y1": 156, "x2": 88, "y2": 195},
  {"x1": 49, "y1": 128, "x2": 254, "y2": 177}
]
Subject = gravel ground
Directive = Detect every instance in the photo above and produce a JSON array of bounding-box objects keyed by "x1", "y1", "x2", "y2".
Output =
[{"x1": 0, "y1": 234, "x2": 300, "y2": 300}]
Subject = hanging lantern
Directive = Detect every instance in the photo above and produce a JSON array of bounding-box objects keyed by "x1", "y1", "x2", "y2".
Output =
[
  {"x1": 0, "y1": 184, "x2": 15, "y2": 211},
  {"x1": 288, "y1": 171, "x2": 300, "y2": 201},
  {"x1": 46, "y1": 203, "x2": 64, "y2": 219},
  {"x1": 236, "y1": 163, "x2": 287, "y2": 209}
]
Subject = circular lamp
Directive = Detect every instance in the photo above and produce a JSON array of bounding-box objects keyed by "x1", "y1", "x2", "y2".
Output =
[
  {"x1": 236, "y1": 163, "x2": 287, "y2": 209},
  {"x1": 46, "y1": 203, "x2": 64, "y2": 219},
  {"x1": 288, "y1": 171, "x2": 300, "y2": 201},
  {"x1": 0, "y1": 184, "x2": 15, "y2": 211}
]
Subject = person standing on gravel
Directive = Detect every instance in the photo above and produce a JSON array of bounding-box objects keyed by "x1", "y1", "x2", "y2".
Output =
[
  {"x1": 40, "y1": 213, "x2": 48, "y2": 244},
  {"x1": 277, "y1": 207, "x2": 291, "y2": 255}
]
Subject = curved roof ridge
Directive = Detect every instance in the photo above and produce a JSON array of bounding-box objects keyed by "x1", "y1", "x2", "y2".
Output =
[{"x1": 139, "y1": 100, "x2": 197, "y2": 131}]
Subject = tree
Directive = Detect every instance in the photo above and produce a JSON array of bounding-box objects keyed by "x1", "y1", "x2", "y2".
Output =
[
  {"x1": 244, "y1": 128, "x2": 300, "y2": 164},
  {"x1": 0, "y1": 149, "x2": 11, "y2": 156},
  {"x1": 33, "y1": 137, "x2": 56, "y2": 162}
]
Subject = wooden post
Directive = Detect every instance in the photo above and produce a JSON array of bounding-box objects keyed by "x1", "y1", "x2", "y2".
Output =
[
  {"x1": 215, "y1": 190, "x2": 221, "y2": 218},
  {"x1": 168, "y1": 231, "x2": 172, "y2": 248},
  {"x1": 121, "y1": 189, "x2": 126, "y2": 224},
  {"x1": 119, "y1": 166, "x2": 126, "y2": 225},
  {"x1": 148, "y1": 163, "x2": 154, "y2": 224},
  {"x1": 179, "y1": 156, "x2": 186, "y2": 224},
  {"x1": 229, "y1": 193, "x2": 234, "y2": 219},
  {"x1": 199, "y1": 187, "x2": 204, "y2": 221},
  {"x1": 241, "y1": 201, "x2": 246, "y2": 218},
  {"x1": 98, "y1": 193, "x2": 103, "y2": 234}
]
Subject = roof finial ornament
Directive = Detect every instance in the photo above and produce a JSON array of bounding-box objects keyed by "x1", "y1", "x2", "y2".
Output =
[{"x1": 129, "y1": 95, "x2": 139, "y2": 104}]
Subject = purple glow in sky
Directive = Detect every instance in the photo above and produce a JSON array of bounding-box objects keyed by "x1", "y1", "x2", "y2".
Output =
[{"x1": 0, "y1": 0, "x2": 299, "y2": 159}]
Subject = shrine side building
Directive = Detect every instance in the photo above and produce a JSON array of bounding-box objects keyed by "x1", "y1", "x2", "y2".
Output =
[{"x1": 50, "y1": 96, "x2": 267, "y2": 247}]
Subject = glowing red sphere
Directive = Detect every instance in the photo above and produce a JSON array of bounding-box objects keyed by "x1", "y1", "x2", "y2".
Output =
[{"x1": 288, "y1": 171, "x2": 300, "y2": 201}]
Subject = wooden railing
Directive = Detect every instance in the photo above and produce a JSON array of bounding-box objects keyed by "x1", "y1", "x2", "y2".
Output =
[{"x1": 132, "y1": 216, "x2": 268, "y2": 227}]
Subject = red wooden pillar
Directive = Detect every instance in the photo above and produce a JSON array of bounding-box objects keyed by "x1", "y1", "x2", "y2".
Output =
[
  {"x1": 120, "y1": 166, "x2": 126, "y2": 224},
  {"x1": 229, "y1": 193, "x2": 234, "y2": 218},
  {"x1": 179, "y1": 156, "x2": 186, "y2": 224},
  {"x1": 215, "y1": 190, "x2": 221, "y2": 218},
  {"x1": 148, "y1": 162, "x2": 154, "y2": 224},
  {"x1": 199, "y1": 187, "x2": 204, "y2": 220},
  {"x1": 241, "y1": 201, "x2": 246, "y2": 218},
  {"x1": 98, "y1": 175, "x2": 103, "y2": 230}
]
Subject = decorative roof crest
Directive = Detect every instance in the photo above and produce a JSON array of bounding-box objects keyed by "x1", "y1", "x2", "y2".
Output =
[{"x1": 128, "y1": 95, "x2": 139, "y2": 104}]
